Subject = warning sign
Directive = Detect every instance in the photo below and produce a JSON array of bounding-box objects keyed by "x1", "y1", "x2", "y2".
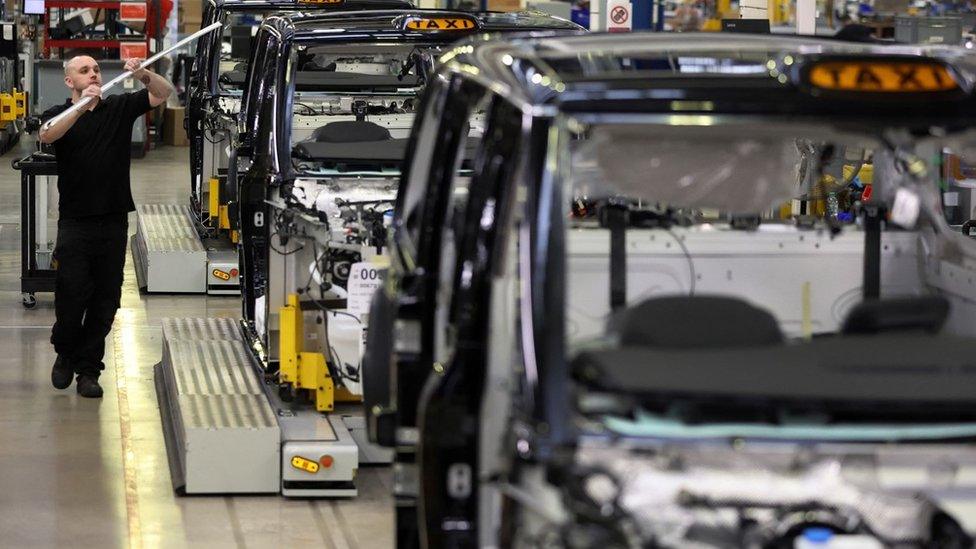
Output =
[
  {"x1": 611, "y1": 6, "x2": 629, "y2": 24},
  {"x1": 607, "y1": 0, "x2": 632, "y2": 32}
]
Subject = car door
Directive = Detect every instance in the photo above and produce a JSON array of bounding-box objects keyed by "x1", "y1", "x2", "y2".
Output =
[
  {"x1": 362, "y1": 73, "x2": 488, "y2": 548},
  {"x1": 416, "y1": 93, "x2": 525, "y2": 549},
  {"x1": 236, "y1": 26, "x2": 283, "y2": 338},
  {"x1": 188, "y1": 0, "x2": 220, "y2": 215}
]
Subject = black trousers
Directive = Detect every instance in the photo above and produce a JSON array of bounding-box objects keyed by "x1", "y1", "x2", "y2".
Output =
[{"x1": 50, "y1": 214, "x2": 128, "y2": 377}]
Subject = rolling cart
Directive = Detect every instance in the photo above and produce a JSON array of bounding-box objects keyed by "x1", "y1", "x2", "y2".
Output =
[{"x1": 12, "y1": 152, "x2": 57, "y2": 309}]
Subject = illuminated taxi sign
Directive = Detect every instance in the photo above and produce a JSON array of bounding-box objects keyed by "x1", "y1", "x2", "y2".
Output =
[
  {"x1": 806, "y1": 60, "x2": 958, "y2": 93},
  {"x1": 402, "y1": 16, "x2": 477, "y2": 32}
]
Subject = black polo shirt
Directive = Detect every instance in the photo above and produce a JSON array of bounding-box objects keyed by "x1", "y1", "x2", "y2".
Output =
[{"x1": 39, "y1": 89, "x2": 152, "y2": 220}]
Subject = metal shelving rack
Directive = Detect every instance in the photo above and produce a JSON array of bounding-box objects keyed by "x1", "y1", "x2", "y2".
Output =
[{"x1": 41, "y1": 0, "x2": 151, "y2": 58}]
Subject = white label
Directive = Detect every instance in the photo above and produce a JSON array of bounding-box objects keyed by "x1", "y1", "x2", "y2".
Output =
[
  {"x1": 944, "y1": 192, "x2": 960, "y2": 207},
  {"x1": 890, "y1": 188, "x2": 921, "y2": 228},
  {"x1": 254, "y1": 212, "x2": 264, "y2": 227},
  {"x1": 3, "y1": 25, "x2": 12, "y2": 41},
  {"x1": 124, "y1": 77, "x2": 135, "y2": 89},
  {"x1": 606, "y1": 0, "x2": 632, "y2": 32},
  {"x1": 347, "y1": 262, "x2": 385, "y2": 315}
]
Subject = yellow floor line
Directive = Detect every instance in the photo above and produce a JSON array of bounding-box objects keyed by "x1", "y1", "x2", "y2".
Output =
[{"x1": 114, "y1": 328, "x2": 143, "y2": 549}]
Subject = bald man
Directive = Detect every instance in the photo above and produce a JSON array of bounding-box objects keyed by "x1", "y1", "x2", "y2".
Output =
[{"x1": 39, "y1": 56, "x2": 173, "y2": 398}]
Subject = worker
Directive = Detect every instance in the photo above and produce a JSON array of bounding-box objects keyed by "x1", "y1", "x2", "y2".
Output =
[
  {"x1": 38, "y1": 56, "x2": 173, "y2": 398},
  {"x1": 673, "y1": 0, "x2": 703, "y2": 31}
]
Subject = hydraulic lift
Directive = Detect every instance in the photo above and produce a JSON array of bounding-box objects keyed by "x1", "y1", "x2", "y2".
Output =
[
  {"x1": 155, "y1": 316, "x2": 391, "y2": 496},
  {"x1": 130, "y1": 203, "x2": 240, "y2": 294}
]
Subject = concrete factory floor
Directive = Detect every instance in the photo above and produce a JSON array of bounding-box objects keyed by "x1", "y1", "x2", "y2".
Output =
[{"x1": 0, "y1": 141, "x2": 394, "y2": 548}]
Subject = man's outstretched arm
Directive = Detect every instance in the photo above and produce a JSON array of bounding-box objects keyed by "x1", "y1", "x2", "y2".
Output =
[{"x1": 124, "y1": 58, "x2": 174, "y2": 108}]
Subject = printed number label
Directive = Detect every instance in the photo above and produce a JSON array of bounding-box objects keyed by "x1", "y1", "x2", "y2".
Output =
[
  {"x1": 359, "y1": 267, "x2": 380, "y2": 281},
  {"x1": 447, "y1": 463, "x2": 472, "y2": 499},
  {"x1": 347, "y1": 262, "x2": 386, "y2": 315}
]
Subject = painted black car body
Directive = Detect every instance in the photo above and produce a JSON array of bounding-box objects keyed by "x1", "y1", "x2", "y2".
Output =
[
  {"x1": 377, "y1": 32, "x2": 976, "y2": 547},
  {"x1": 186, "y1": 0, "x2": 411, "y2": 220},
  {"x1": 234, "y1": 8, "x2": 580, "y2": 340},
  {"x1": 232, "y1": 13, "x2": 580, "y2": 544}
]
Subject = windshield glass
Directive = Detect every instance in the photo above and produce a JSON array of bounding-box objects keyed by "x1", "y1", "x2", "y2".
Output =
[
  {"x1": 556, "y1": 119, "x2": 976, "y2": 426},
  {"x1": 216, "y1": 12, "x2": 270, "y2": 93},
  {"x1": 287, "y1": 42, "x2": 447, "y2": 177}
]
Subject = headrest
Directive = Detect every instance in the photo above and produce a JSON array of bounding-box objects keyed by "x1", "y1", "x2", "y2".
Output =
[
  {"x1": 610, "y1": 295, "x2": 783, "y2": 348},
  {"x1": 311, "y1": 121, "x2": 392, "y2": 143},
  {"x1": 842, "y1": 296, "x2": 950, "y2": 335}
]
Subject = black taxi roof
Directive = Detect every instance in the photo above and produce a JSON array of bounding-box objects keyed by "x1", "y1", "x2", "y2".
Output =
[
  {"x1": 263, "y1": 9, "x2": 582, "y2": 42},
  {"x1": 209, "y1": 0, "x2": 412, "y2": 12},
  {"x1": 441, "y1": 32, "x2": 976, "y2": 121}
]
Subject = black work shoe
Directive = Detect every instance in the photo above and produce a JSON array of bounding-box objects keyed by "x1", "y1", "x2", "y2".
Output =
[
  {"x1": 51, "y1": 356, "x2": 74, "y2": 390},
  {"x1": 76, "y1": 375, "x2": 103, "y2": 399}
]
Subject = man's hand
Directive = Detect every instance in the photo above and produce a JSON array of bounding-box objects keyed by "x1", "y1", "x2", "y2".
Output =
[
  {"x1": 124, "y1": 58, "x2": 149, "y2": 83},
  {"x1": 81, "y1": 84, "x2": 101, "y2": 110}
]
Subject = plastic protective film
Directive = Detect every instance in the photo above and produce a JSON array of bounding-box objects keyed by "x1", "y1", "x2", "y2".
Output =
[{"x1": 572, "y1": 124, "x2": 804, "y2": 213}]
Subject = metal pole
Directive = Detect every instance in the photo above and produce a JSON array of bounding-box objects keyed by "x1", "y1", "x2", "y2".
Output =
[{"x1": 42, "y1": 21, "x2": 221, "y2": 132}]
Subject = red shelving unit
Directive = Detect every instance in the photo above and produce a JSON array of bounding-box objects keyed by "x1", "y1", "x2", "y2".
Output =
[
  {"x1": 47, "y1": 0, "x2": 121, "y2": 8},
  {"x1": 42, "y1": 0, "x2": 150, "y2": 59}
]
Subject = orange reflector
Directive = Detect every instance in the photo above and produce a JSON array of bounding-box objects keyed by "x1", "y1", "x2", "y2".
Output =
[
  {"x1": 320, "y1": 455, "x2": 334, "y2": 468},
  {"x1": 291, "y1": 456, "x2": 320, "y2": 474},
  {"x1": 403, "y1": 17, "x2": 477, "y2": 32},
  {"x1": 807, "y1": 61, "x2": 958, "y2": 93}
]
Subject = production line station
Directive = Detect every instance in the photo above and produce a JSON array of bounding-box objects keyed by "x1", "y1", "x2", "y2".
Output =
[{"x1": 6, "y1": 0, "x2": 976, "y2": 546}]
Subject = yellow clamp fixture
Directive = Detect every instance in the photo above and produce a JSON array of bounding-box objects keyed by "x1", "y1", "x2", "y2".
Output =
[{"x1": 279, "y1": 294, "x2": 335, "y2": 412}]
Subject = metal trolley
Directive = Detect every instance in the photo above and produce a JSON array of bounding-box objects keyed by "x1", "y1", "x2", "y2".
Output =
[{"x1": 12, "y1": 152, "x2": 57, "y2": 309}]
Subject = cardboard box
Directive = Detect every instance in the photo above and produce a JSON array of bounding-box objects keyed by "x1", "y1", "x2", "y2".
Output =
[
  {"x1": 178, "y1": 0, "x2": 203, "y2": 34},
  {"x1": 163, "y1": 106, "x2": 188, "y2": 146},
  {"x1": 487, "y1": 0, "x2": 522, "y2": 11},
  {"x1": 178, "y1": 16, "x2": 203, "y2": 34}
]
